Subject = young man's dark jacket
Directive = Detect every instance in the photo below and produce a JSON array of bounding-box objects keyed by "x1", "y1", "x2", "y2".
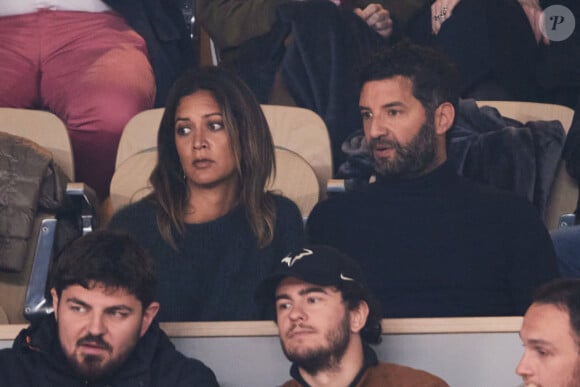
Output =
[{"x1": 0, "y1": 315, "x2": 218, "y2": 387}]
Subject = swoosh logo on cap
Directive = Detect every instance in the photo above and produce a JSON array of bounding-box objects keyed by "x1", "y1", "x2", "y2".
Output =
[
  {"x1": 340, "y1": 273, "x2": 355, "y2": 281},
  {"x1": 281, "y1": 249, "x2": 313, "y2": 267}
]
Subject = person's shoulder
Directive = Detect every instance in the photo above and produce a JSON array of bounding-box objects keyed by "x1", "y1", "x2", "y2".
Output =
[
  {"x1": 108, "y1": 196, "x2": 157, "y2": 228},
  {"x1": 0, "y1": 347, "x2": 27, "y2": 383},
  {"x1": 0, "y1": 346, "x2": 30, "y2": 373},
  {"x1": 148, "y1": 325, "x2": 219, "y2": 386},
  {"x1": 113, "y1": 196, "x2": 156, "y2": 214},
  {"x1": 455, "y1": 175, "x2": 539, "y2": 213},
  {"x1": 0, "y1": 347, "x2": 17, "y2": 361},
  {"x1": 0, "y1": 321, "x2": 51, "y2": 382},
  {"x1": 269, "y1": 193, "x2": 303, "y2": 219},
  {"x1": 279, "y1": 379, "x2": 301, "y2": 387},
  {"x1": 455, "y1": 174, "x2": 518, "y2": 199},
  {"x1": 366, "y1": 362, "x2": 449, "y2": 386},
  {"x1": 170, "y1": 356, "x2": 219, "y2": 386},
  {"x1": 271, "y1": 193, "x2": 299, "y2": 210},
  {"x1": 308, "y1": 191, "x2": 361, "y2": 220}
]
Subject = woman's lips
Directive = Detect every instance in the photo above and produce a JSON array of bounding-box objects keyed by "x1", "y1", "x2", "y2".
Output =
[{"x1": 193, "y1": 159, "x2": 214, "y2": 168}]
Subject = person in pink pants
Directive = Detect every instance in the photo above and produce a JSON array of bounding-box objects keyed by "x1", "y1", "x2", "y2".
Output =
[{"x1": 0, "y1": 8, "x2": 155, "y2": 201}]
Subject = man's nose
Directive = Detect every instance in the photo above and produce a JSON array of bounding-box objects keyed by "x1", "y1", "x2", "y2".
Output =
[
  {"x1": 87, "y1": 313, "x2": 106, "y2": 336},
  {"x1": 365, "y1": 114, "x2": 387, "y2": 139},
  {"x1": 515, "y1": 351, "x2": 532, "y2": 378},
  {"x1": 288, "y1": 304, "x2": 307, "y2": 322}
]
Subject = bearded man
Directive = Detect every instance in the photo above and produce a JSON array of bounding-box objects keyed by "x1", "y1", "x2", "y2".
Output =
[
  {"x1": 306, "y1": 41, "x2": 559, "y2": 318},
  {"x1": 256, "y1": 245, "x2": 449, "y2": 387},
  {"x1": 0, "y1": 230, "x2": 218, "y2": 386}
]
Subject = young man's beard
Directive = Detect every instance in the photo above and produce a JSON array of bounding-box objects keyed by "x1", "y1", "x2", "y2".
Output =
[
  {"x1": 282, "y1": 313, "x2": 351, "y2": 376},
  {"x1": 370, "y1": 118, "x2": 437, "y2": 179}
]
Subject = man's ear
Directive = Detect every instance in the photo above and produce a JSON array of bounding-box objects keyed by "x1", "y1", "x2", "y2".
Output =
[
  {"x1": 140, "y1": 302, "x2": 160, "y2": 337},
  {"x1": 434, "y1": 102, "x2": 455, "y2": 136},
  {"x1": 349, "y1": 300, "x2": 370, "y2": 334},
  {"x1": 50, "y1": 288, "x2": 59, "y2": 321}
]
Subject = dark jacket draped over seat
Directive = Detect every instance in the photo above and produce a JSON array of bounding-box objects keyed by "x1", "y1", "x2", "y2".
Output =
[
  {"x1": 0, "y1": 132, "x2": 69, "y2": 272},
  {"x1": 233, "y1": 0, "x2": 387, "y2": 169}
]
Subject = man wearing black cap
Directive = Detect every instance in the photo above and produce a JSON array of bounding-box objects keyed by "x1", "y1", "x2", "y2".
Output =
[{"x1": 256, "y1": 245, "x2": 448, "y2": 387}]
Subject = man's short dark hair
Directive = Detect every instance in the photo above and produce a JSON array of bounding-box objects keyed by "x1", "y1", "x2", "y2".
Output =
[
  {"x1": 51, "y1": 230, "x2": 156, "y2": 308},
  {"x1": 358, "y1": 40, "x2": 460, "y2": 114},
  {"x1": 338, "y1": 281, "x2": 383, "y2": 345},
  {"x1": 532, "y1": 278, "x2": 580, "y2": 343}
]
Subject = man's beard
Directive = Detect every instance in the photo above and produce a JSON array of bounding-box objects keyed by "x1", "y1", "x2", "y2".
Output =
[
  {"x1": 282, "y1": 312, "x2": 351, "y2": 375},
  {"x1": 64, "y1": 333, "x2": 135, "y2": 382},
  {"x1": 565, "y1": 358, "x2": 580, "y2": 387},
  {"x1": 369, "y1": 118, "x2": 437, "y2": 179},
  {"x1": 527, "y1": 356, "x2": 580, "y2": 387}
]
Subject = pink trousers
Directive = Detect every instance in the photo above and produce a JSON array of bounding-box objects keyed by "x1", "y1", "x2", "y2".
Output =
[{"x1": 0, "y1": 10, "x2": 156, "y2": 200}]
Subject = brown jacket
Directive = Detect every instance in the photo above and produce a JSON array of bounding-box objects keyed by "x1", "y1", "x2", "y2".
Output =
[
  {"x1": 282, "y1": 344, "x2": 449, "y2": 387},
  {"x1": 282, "y1": 362, "x2": 449, "y2": 387}
]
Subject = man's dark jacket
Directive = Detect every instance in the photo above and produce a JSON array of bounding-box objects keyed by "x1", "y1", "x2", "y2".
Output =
[
  {"x1": 0, "y1": 315, "x2": 218, "y2": 386},
  {"x1": 105, "y1": 0, "x2": 195, "y2": 106}
]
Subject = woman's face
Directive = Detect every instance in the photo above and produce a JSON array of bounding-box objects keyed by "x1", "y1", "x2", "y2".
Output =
[{"x1": 174, "y1": 90, "x2": 238, "y2": 191}]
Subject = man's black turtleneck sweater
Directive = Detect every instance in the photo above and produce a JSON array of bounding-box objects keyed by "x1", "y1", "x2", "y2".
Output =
[{"x1": 307, "y1": 161, "x2": 559, "y2": 317}]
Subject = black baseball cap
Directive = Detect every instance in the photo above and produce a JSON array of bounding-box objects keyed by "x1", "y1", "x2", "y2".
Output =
[{"x1": 255, "y1": 245, "x2": 369, "y2": 304}]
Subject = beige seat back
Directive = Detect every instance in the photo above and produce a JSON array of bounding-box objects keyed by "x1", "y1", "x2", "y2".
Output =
[
  {"x1": 261, "y1": 105, "x2": 332, "y2": 197},
  {"x1": 117, "y1": 105, "x2": 333, "y2": 197},
  {"x1": 115, "y1": 108, "x2": 164, "y2": 169},
  {"x1": 0, "y1": 306, "x2": 7, "y2": 324},
  {"x1": 0, "y1": 108, "x2": 74, "y2": 180},
  {"x1": 110, "y1": 147, "x2": 319, "y2": 220},
  {"x1": 476, "y1": 101, "x2": 576, "y2": 230},
  {"x1": 110, "y1": 149, "x2": 155, "y2": 209},
  {"x1": 268, "y1": 147, "x2": 319, "y2": 219}
]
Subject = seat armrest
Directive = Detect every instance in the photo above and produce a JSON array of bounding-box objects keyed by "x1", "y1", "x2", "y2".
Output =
[
  {"x1": 23, "y1": 183, "x2": 98, "y2": 322},
  {"x1": 23, "y1": 216, "x2": 57, "y2": 321},
  {"x1": 327, "y1": 179, "x2": 346, "y2": 193},
  {"x1": 327, "y1": 178, "x2": 373, "y2": 194},
  {"x1": 66, "y1": 182, "x2": 99, "y2": 234}
]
